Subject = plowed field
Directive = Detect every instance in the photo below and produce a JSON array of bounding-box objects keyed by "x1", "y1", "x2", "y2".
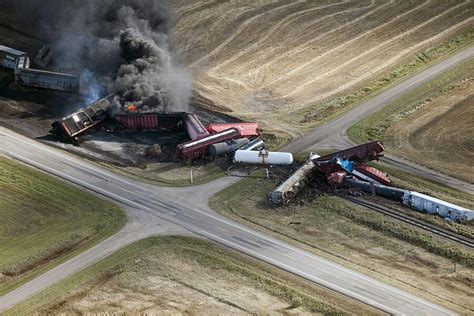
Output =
[{"x1": 170, "y1": 0, "x2": 473, "y2": 140}]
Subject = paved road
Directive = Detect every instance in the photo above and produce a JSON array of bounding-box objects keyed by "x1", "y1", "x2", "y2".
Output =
[
  {"x1": 0, "y1": 126, "x2": 454, "y2": 315},
  {"x1": 282, "y1": 46, "x2": 474, "y2": 195}
]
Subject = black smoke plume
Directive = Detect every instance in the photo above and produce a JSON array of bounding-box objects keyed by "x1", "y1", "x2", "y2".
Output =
[{"x1": 10, "y1": 0, "x2": 192, "y2": 112}]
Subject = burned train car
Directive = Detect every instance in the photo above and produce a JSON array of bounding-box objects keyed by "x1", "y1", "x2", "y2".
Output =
[{"x1": 51, "y1": 96, "x2": 113, "y2": 143}]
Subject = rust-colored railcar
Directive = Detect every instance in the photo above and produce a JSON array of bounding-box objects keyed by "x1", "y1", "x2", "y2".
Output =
[
  {"x1": 115, "y1": 113, "x2": 185, "y2": 131},
  {"x1": 176, "y1": 128, "x2": 241, "y2": 160}
]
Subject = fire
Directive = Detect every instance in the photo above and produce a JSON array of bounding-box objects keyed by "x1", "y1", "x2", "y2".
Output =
[{"x1": 127, "y1": 104, "x2": 137, "y2": 112}]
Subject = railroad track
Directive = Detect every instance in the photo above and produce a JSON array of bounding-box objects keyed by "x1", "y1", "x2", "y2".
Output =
[{"x1": 344, "y1": 196, "x2": 474, "y2": 249}]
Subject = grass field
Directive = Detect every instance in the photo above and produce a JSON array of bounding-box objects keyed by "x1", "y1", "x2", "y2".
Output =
[
  {"x1": 170, "y1": 1, "x2": 474, "y2": 145},
  {"x1": 348, "y1": 59, "x2": 474, "y2": 183},
  {"x1": 4, "y1": 236, "x2": 380, "y2": 315},
  {"x1": 209, "y1": 164, "x2": 474, "y2": 314},
  {"x1": 0, "y1": 157, "x2": 126, "y2": 295}
]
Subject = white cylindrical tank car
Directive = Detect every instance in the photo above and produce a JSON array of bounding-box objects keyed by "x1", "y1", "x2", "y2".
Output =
[
  {"x1": 234, "y1": 149, "x2": 293, "y2": 165},
  {"x1": 240, "y1": 138, "x2": 264, "y2": 151},
  {"x1": 209, "y1": 138, "x2": 250, "y2": 156}
]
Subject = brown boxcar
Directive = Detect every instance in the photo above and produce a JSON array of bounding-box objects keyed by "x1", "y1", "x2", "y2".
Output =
[
  {"x1": 176, "y1": 128, "x2": 241, "y2": 160},
  {"x1": 115, "y1": 113, "x2": 185, "y2": 131},
  {"x1": 315, "y1": 141, "x2": 384, "y2": 164}
]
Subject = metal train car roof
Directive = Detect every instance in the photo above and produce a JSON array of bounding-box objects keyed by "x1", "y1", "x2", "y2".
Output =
[{"x1": 0, "y1": 45, "x2": 27, "y2": 56}]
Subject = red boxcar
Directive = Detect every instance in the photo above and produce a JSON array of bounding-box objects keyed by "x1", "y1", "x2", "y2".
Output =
[
  {"x1": 114, "y1": 113, "x2": 185, "y2": 131},
  {"x1": 184, "y1": 113, "x2": 210, "y2": 140},
  {"x1": 176, "y1": 128, "x2": 241, "y2": 160},
  {"x1": 207, "y1": 122, "x2": 260, "y2": 138},
  {"x1": 354, "y1": 163, "x2": 391, "y2": 186}
]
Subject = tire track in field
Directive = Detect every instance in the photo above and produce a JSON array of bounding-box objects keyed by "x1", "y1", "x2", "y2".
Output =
[
  {"x1": 264, "y1": 0, "x2": 433, "y2": 88},
  {"x1": 248, "y1": 0, "x2": 397, "y2": 77},
  {"x1": 207, "y1": 0, "x2": 356, "y2": 74},
  {"x1": 189, "y1": 1, "x2": 307, "y2": 68},
  {"x1": 301, "y1": 17, "x2": 474, "y2": 106},
  {"x1": 205, "y1": 0, "x2": 381, "y2": 89},
  {"x1": 173, "y1": 1, "x2": 221, "y2": 19},
  {"x1": 279, "y1": 0, "x2": 469, "y2": 98}
]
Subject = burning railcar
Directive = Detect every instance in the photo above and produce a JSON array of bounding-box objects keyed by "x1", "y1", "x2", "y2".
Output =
[{"x1": 51, "y1": 95, "x2": 113, "y2": 143}]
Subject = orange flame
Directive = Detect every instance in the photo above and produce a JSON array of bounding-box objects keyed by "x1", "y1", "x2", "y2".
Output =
[{"x1": 127, "y1": 104, "x2": 137, "y2": 112}]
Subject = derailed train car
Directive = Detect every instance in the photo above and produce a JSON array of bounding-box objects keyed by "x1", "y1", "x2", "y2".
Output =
[
  {"x1": 207, "y1": 122, "x2": 261, "y2": 139},
  {"x1": 184, "y1": 113, "x2": 210, "y2": 140},
  {"x1": 403, "y1": 191, "x2": 474, "y2": 223},
  {"x1": 270, "y1": 154, "x2": 320, "y2": 205},
  {"x1": 14, "y1": 67, "x2": 84, "y2": 93},
  {"x1": 0, "y1": 45, "x2": 28, "y2": 69},
  {"x1": 51, "y1": 95, "x2": 113, "y2": 143},
  {"x1": 115, "y1": 112, "x2": 185, "y2": 131},
  {"x1": 176, "y1": 128, "x2": 241, "y2": 160}
]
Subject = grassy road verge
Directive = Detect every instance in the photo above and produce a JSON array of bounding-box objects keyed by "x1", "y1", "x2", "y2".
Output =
[
  {"x1": 4, "y1": 236, "x2": 380, "y2": 315},
  {"x1": 0, "y1": 157, "x2": 126, "y2": 295}
]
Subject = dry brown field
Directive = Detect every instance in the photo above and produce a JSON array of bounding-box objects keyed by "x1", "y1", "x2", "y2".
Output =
[
  {"x1": 8, "y1": 237, "x2": 378, "y2": 315},
  {"x1": 386, "y1": 80, "x2": 474, "y2": 183},
  {"x1": 170, "y1": 0, "x2": 473, "y2": 140}
]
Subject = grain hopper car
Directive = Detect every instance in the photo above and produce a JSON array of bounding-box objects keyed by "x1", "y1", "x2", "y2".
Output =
[
  {"x1": 270, "y1": 154, "x2": 320, "y2": 205},
  {"x1": 176, "y1": 128, "x2": 241, "y2": 160},
  {"x1": 14, "y1": 67, "x2": 84, "y2": 93},
  {"x1": 51, "y1": 95, "x2": 113, "y2": 143}
]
